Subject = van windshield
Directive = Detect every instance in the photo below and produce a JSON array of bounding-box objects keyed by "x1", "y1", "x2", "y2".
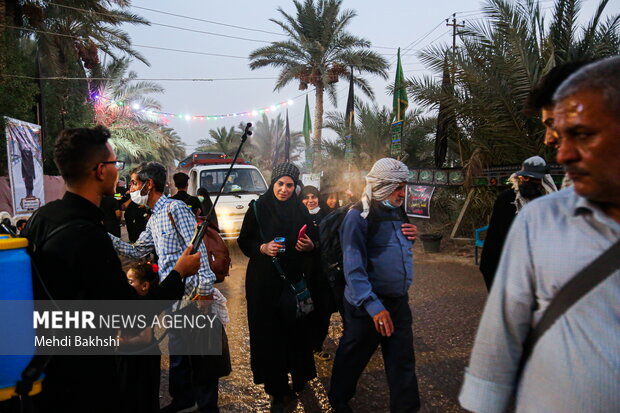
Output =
[{"x1": 200, "y1": 169, "x2": 267, "y2": 195}]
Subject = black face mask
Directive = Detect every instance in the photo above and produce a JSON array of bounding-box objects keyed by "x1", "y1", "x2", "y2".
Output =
[{"x1": 519, "y1": 181, "x2": 543, "y2": 200}]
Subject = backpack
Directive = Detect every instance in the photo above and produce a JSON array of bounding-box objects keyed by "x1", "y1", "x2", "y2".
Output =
[
  {"x1": 168, "y1": 204, "x2": 231, "y2": 283},
  {"x1": 203, "y1": 223, "x2": 231, "y2": 283},
  {"x1": 318, "y1": 201, "x2": 408, "y2": 305}
]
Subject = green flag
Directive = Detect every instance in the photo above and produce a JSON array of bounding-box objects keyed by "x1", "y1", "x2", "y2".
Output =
[
  {"x1": 392, "y1": 47, "x2": 408, "y2": 122},
  {"x1": 303, "y1": 95, "x2": 313, "y2": 166}
]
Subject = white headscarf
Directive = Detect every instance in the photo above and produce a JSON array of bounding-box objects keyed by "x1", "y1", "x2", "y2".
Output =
[
  {"x1": 508, "y1": 172, "x2": 558, "y2": 213},
  {"x1": 360, "y1": 158, "x2": 409, "y2": 219}
]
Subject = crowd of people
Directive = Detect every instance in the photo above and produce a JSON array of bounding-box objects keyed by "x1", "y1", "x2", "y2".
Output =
[{"x1": 1, "y1": 56, "x2": 618, "y2": 413}]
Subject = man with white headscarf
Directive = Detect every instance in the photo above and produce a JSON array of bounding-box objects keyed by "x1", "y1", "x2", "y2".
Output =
[
  {"x1": 479, "y1": 156, "x2": 557, "y2": 290},
  {"x1": 329, "y1": 158, "x2": 421, "y2": 413}
]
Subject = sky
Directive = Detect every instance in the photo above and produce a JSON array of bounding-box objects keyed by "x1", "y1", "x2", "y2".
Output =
[{"x1": 121, "y1": 0, "x2": 618, "y2": 153}]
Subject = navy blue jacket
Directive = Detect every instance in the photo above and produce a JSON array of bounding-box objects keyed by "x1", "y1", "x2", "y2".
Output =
[{"x1": 340, "y1": 201, "x2": 413, "y2": 317}]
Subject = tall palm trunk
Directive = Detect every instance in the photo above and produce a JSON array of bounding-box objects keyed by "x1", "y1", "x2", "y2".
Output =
[
  {"x1": 312, "y1": 83, "x2": 324, "y2": 169},
  {"x1": 0, "y1": 1, "x2": 5, "y2": 33}
]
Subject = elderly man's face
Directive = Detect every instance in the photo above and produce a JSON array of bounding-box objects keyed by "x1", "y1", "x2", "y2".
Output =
[
  {"x1": 554, "y1": 90, "x2": 620, "y2": 204},
  {"x1": 387, "y1": 183, "x2": 407, "y2": 207}
]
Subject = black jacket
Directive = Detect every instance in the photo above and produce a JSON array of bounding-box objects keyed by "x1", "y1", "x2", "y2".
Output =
[
  {"x1": 479, "y1": 189, "x2": 517, "y2": 290},
  {"x1": 22, "y1": 191, "x2": 185, "y2": 412},
  {"x1": 171, "y1": 190, "x2": 201, "y2": 216}
]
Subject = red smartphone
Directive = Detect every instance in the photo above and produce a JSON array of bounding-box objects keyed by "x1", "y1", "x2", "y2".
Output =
[{"x1": 298, "y1": 224, "x2": 308, "y2": 240}]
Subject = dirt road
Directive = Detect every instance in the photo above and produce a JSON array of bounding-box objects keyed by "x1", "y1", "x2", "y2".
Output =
[{"x1": 161, "y1": 242, "x2": 488, "y2": 412}]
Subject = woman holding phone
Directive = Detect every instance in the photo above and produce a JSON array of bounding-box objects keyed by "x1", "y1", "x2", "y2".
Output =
[
  {"x1": 300, "y1": 185, "x2": 338, "y2": 361},
  {"x1": 237, "y1": 163, "x2": 317, "y2": 412}
]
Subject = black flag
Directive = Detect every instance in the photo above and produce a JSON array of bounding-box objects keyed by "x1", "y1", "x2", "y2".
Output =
[
  {"x1": 284, "y1": 108, "x2": 291, "y2": 163},
  {"x1": 345, "y1": 68, "x2": 355, "y2": 162},
  {"x1": 345, "y1": 69, "x2": 355, "y2": 131},
  {"x1": 435, "y1": 56, "x2": 453, "y2": 168}
]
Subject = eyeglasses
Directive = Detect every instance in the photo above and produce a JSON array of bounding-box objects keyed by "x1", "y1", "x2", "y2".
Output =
[{"x1": 99, "y1": 160, "x2": 125, "y2": 170}]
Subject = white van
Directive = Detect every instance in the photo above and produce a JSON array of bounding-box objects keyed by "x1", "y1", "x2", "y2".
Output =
[{"x1": 178, "y1": 152, "x2": 268, "y2": 240}]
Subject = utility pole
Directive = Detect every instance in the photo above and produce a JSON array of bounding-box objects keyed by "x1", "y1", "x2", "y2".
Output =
[
  {"x1": 445, "y1": 14, "x2": 465, "y2": 167},
  {"x1": 446, "y1": 13, "x2": 465, "y2": 59}
]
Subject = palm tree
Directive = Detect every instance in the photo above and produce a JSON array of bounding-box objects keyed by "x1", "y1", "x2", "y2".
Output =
[
  {"x1": 407, "y1": 0, "x2": 620, "y2": 169},
  {"x1": 324, "y1": 99, "x2": 434, "y2": 171},
  {"x1": 196, "y1": 126, "x2": 240, "y2": 157},
  {"x1": 91, "y1": 58, "x2": 185, "y2": 168},
  {"x1": 248, "y1": 0, "x2": 389, "y2": 165},
  {"x1": 245, "y1": 113, "x2": 303, "y2": 172},
  {"x1": 405, "y1": 0, "x2": 619, "y2": 235},
  {"x1": 14, "y1": 1, "x2": 148, "y2": 72}
]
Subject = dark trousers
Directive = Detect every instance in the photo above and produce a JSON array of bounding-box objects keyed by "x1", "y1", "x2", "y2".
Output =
[
  {"x1": 329, "y1": 296, "x2": 420, "y2": 413},
  {"x1": 169, "y1": 330, "x2": 220, "y2": 413}
]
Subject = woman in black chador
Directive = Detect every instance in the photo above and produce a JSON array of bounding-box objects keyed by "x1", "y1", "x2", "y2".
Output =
[
  {"x1": 299, "y1": 185, "x2": 337, "y2": 361},
  {"x1": 237, "y1": 163, "x2": 317, "y2": 412}
]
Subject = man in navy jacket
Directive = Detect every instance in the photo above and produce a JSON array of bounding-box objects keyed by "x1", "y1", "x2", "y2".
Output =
[{"x1": 329, "y1": 158, "x2": 421, "y2": 413}]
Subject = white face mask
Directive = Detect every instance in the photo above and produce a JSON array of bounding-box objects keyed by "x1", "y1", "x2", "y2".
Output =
[
  {"x1": 197, "y1": 196, "x2": 205, "y2": 202},
  {"x1": 130, "y1": 183, "x2": 150, "y2": 207},
  {"x1": 309, "y1": 206, "x2": 321, "y2": 215}
]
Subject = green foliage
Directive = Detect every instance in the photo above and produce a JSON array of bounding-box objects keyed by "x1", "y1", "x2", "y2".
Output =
[
  {"x1": 197, "y1": 126, "x2": 241, "y2": 157},
  {"x1": 249, "y1": 0, "x2": 389, "y2": 152},
  {"x1": 407, "y1": 0, "x2": 620, "y2": 234},
  {"x1": 243, "y1": 114, "x2": 304, "y2": 172},
  {"x1": 91, "y1": 58, "x2": 185, "y2": 169},
  {"x1": 0, "y1": 33, "x2": 39, "y2": 175},
  {"x1": 1, "y1": 0, "x2": 152, "y2": 175},
  {"x1": 322, "y1": 100, "x2": 435, "y2": 171},
  {"x1": 408, "y1": 0, "x2": 620, "y2": 168}
]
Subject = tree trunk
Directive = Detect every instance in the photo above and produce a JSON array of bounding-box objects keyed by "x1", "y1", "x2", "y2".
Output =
[
  {"x1": 312, "y1": 83, "x2": 324, "y2": 171},
  {"x1": 0, "y1": 1, "x2": 5, "y2": 33}
]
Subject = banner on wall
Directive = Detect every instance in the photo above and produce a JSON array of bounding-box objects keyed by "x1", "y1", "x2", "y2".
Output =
[
  {"x1": 301, "y1": 172, "x2": 322, "y2": 190},
  {"x1": 5, "y1": 117, "x2": 44, "y2": 214},
  {"x1": 405, "y1": 184, "x2": 435, "y2": 219}
]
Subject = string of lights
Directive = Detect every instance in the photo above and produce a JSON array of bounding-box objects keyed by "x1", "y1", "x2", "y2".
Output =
[{"x1": 90, "y1": 87, "x2": 317, "y2": 123}]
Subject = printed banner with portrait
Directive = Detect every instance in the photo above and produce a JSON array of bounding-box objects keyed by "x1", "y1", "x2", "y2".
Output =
[
  {"x1": 4, "y1": 117, "x2": 44, "y2": 214},
  {"x1": 405, "y1": 184, "x2": 435, "y2": 219}
]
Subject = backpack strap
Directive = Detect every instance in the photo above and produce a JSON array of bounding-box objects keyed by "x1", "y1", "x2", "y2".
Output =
[
  {"x1": 167, "y1": 202, "x2": 188, "y2": 245},
  {"x1": 519, "y1": 238, "x2": 620, "y2": 374},
  {"x1": 251, "y1": 200, "x2": 289, "y2": 282},
  {"x1": 19, "y1": 216, "x2": 93, "y2": 403},
  {"x1": 351, "y1": 201, "x2": 408, "y2": 240}
]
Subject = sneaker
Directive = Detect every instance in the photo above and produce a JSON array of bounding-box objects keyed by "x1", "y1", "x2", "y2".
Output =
[
  {"x1": 160, "y1": 402, "x2": 198, "y2": 413},
  {"x1": 313, "y1": 350, "x2": 332, "y2": 361}
]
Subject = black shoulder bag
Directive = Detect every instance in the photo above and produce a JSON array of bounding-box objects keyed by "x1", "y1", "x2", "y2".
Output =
[
  {"x1": 250, "y1": 201, "x2": 314, "y2": 326},
  {"x1": 519, "y1": 238, "x2": 620, "y2": 375}
]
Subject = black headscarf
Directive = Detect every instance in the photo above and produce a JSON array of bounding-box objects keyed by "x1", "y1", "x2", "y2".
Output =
[
  {"x1": 255, "y1": 163, "x2": 308, "y2": 243},
  {"x1": 255, "y1": 184, "x2": 308, "y2": 242},
  {"x1": 254, "y1": 164, "x2": 314, "y2": 282},
  {"x1": 300, "y1": 185, "x2": 319, "y2": 200},
  {"x1": 321, "y1": 191, "x2": 340, "y2": 214}
]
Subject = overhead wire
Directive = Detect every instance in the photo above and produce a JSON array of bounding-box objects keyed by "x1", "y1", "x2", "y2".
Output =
[
  {"x1": 0, "y1": 24, "x2": 252, "y2": 59},
  {"x1": 4, "y1": 4, "x2": 515, "y2": 123},
  {"x1": 127, "y1": 4, "x2": 287, "y2": 36},
  {"x1": 1, "y1": 75, "x2": 278, "y2": 81},
  {"x1": 47, "y1": 1, "x2": 401, "y2": 51}
]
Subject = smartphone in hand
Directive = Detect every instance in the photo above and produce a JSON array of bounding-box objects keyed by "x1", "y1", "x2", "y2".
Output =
[{"x1": 298, "y1": 224, "x2": 307, "y2": 240}]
